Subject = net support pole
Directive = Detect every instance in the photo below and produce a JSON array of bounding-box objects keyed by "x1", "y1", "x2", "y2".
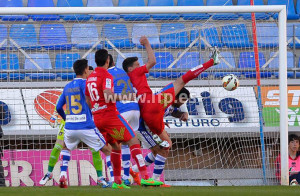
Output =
[
  {"x1": 278, "y1": 7, "x2": 289, "y2": 186},
  {"x1": 250, "y1": 0, "x2": 267, "y2": 185}
]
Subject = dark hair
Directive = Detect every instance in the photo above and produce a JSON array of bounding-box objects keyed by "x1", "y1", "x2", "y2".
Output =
[
  {"x1": 122, "y1": 57, "x2": 138, "y2": 72},
  {"x1": 89, "y1": 66, "x2": 94, "y2": 71},
  {"x1": 289, "y1": 134, "x2": 299, "y2": 143},
  {"x1": 108, "y1": 54, "x2": 114, "y2": 68},
  {"x1": 73, "y1": 59, "x2": 88, "y2": 76},
  {"x1": 176, "y1": 87, "x2": 190, "y2": 99},
  {"x1": 95, "y1": 49, "x2": 109, "y2": 67}
]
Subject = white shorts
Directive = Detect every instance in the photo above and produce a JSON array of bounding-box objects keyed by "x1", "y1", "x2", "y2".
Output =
[
  {"x1": 136, "y1": 123, "x2": 157, "y2": 149},
  {"x1": 120, "y1": 110, "x2": 140, "y2": 131},
  {"x1": 64, "y1": 127, "x2": 106, "y2": 151}
]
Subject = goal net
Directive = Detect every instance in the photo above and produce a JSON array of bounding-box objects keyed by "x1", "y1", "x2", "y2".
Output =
[{"x1": 0, "y1": 4, "x2": 290, "y2": 187}]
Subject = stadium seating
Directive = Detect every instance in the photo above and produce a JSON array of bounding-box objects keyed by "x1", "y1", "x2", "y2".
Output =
[
  {"x1": 115, "y1": 53, "x2": 143, "y2": 69},
  {"x1": 237, "y1": 0, "x2": 270, "y2": 20},
  {"x1": 190, "y1": 23, "x2": 224, "y2": 48},
  {"x1": 9, "y1": 24, "x2": 41, "y2": 50},
  {"x1": 287, "y1": 23, "x2": 300, "y2": 48},
  {"x1": 148, "y1": 0, "x2": 180, "y2": 20},
  {"x1": 55, "y1": 53, "x2": 80, "y2": 80},
  {"x1": 238, "y1": 52, "x2": 271, "y2": 78},
  {"x1": 102, "y1": 24, "x2": 134, "y2": 49},
  {"x1": 27, "y1": 0, "x2": 60, "y2": 21},
  {"x1": 206, "y1": 0, "x2": 239, "y2": 20},
  {"x1": 149, "y1": 52, "x2": 179, "y2": 78},
  {"x1": 24, "y1": 54, "x2": 56, "y2": 80},
  {"x1": 39, "y1": 24, "x2": 72, "y2": 50},
  {"x1": 0, "y1": 0, "x2": 28, "y2": 21},
  {"x1": 87, "y1": 0, "x2": 120, "y2": 21},
  {"x1": 268, "y1": 52, "x2": 294, "y2": 78},
  {"x1": 160, "y1": 23, "x2": 190, "y2": 49},
  {"x1": 298, "y1": 58, "x2": 300, "y2": 78},
  {"x1": 0, "y1": 25, "x2": 8, "y2": 50},
  {"x1": 118, "y1": 0, "x2": 150, "y2": 21},
  {"x1": 71, "y1": 24, "x2": 102, "y2": 50},
  {"x1": 57, "y1": 0, "x2": 91, "y2": 21},
  {"x1": 132, "y1": 24, "x2": 164, "y2": 49},
  {"x1": 177, "y1": 0, "x2": 210, "y2": 20},
  {"x1": 268, "y1": 0, "x2": 299, "y2": 20},
  {"x1": 213, "y1": 52, "x2": 240, "y2": 78},
  {"x1": 221, "y1": 24, "x2": 253, "y2": 48},
  {"x1": 256, "y1": 23, "x2": 279, "y2": 48},
  {"x1": 0, "y1": 54, "x2": 24, "y2": 80},
  {"x1": 86, "y1": 53, "x2": 97, "y2": 68}
]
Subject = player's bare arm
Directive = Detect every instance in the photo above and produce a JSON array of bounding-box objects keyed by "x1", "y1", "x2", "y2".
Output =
[{"x1": 140, "y1": 36, "x2": 156, "y2": 71}]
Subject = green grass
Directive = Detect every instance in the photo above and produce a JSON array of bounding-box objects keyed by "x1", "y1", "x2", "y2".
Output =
[{"x1": 1, "y1": 186, "x2": 300, "y2": 196}]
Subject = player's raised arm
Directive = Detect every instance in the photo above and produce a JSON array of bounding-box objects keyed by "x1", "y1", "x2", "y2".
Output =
[{"x1": 140, "y1": 36, "x2": 156, "y2": 71}]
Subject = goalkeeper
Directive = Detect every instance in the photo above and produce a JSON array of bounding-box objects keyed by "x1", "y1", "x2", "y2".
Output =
[{"x1": 39, "y1": 66, "x2": 110, "y2": 187}]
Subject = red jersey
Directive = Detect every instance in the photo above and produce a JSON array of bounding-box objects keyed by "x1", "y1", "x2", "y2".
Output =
[
  {"x1": 275, "y1": 152, "x2": 300, "y2": 180},
  {"x1": 85, "y1": 67, "x2": 118, "y2": 115},
  {"x1": 127, "y1": 65, "x2": 152, "y2": 96}
]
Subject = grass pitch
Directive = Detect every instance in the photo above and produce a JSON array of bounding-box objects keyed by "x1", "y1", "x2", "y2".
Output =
[{"x1": 0, "y1": 186, "x2": 300, "y2": 196}]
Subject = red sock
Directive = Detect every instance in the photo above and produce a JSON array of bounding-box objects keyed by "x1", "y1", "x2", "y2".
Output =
[
  {"x1": 130, "y1": 144, "x2": 149, "y2": 180},
  {"x1": 182, "y1": 59, "x2": 214, "y2": 83},
  {"x1": 111, "y1": 150, "x2": 122, "y2": 184}
]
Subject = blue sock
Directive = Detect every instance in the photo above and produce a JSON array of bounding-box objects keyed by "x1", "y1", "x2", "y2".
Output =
[
  {"x1": 60, "y1": 150, "x2": 70, "y2": 177},
  {"x1": 152, "y1": 154, "x2": 166, "y2": 181},
  {"x1": 106, "y1": 155, "x2": 114, "y2": 182},
  {"x1": 121, "y1": 145, "x2": 131, "y2": 180}
]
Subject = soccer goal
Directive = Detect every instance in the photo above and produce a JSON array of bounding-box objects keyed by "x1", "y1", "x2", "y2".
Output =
[{"x1": 0, "y1": 4, "x2": 290, "y2": 186}]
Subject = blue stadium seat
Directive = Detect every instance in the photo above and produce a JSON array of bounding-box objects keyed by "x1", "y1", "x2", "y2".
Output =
[
  {"x1": 9, "y1": 24, "x2": 41, "y2": 50},
  {"x1": 116, "y1": 53, "x2": 143, "y2": 69},
  {"x1": 297, "y1": 0, "x2": 300, "y2": 16},
  {"x1": 268, "y1": 52, "x2": 294, "y2": 78},
  {"x1": 177, "y1": 0, "x2": 210, "y2": 20},
  {"x1": 0, "y1": 54, "x2": 24, "y2": 80},
  {"x1": 287, "y1": 23, "x2": 300, "y2": 48},
  {"x1": 132, "y1": 24, "x2": 164, "y2": 49},
  {"x1": 238, "y1": 52, "x2": 270, "y2": 78},
  {"x1": 71, "y1": 24, "x2": 102, "y2": 50},
  {"x1": 213, "y1": 52, "x2": 240, "y2": 78},
  {"x1": 256, "y1": 23, "x2": 278, "y2": 48},
  {"x1": 39, "y1": 24, "x2": 72, "y2": 50},
  {"x1": 102, "y1": 24, "x2": 134, "y2": 49},
  {"x1": 237, "y1": 0, "x2": 270, "y2": 20},
  {"x1": 148, "y1": 0, "x2": 180, "y2": 20},
  {"x1": 298, "y1": 58, "x2": 300, "y2": 78},
  {"x1": 206, "y1": 0, "x2": 239, "y2": 20},
  {"x1": 0, "y1": 25, "x2": 8, "y2": 50},
  {"x1": 268, "y1": 0, "x2": 299, "y2": 20},
  {"x1": 57, "y1": 0, "x2": 91, "y2": 21},
  {"x1": 86, "y1": 53, "x2": 97, "y2": 68},
  {"x1": 87, "y1": 0, "x2": 120, "y2": 20},
  {"x1": 160, "y1": 23, "x2": 190, "y2": 49},
  {"x1": 55, "y1": 53, "x2": 80, "y2": 80},
  {"x1": 118, "y1": 0, "x2": 150, "y2": 21},
  {"x1": 0, "y1": 0, "x2": 28, "y2": 21},
  {"x1": 150, "y1": 52, "x2": 179, "y2": 78},
  {"x1": 24, "y1": 54, "x2": 56, "y2": 80},
  {"x1": 190, "y1": 23, "x2": 224, "y2": 48},
  {"x1": 27, "y1": 0, "x2": 60, "y2": 21},
  {"x1": 221, "y1": 24, "x2": 253, "y2": 48}
]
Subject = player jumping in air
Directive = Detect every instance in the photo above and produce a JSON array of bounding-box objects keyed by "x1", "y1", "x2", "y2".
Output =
[
  {"x1": 55, "y1": 59, "x2": 111, "y2": 188},
  {"x1": 122, "y1": 36, "x2": 219, "y2": 182},
  {"x1": 85, "y1": 49, "x2": 163, "y2": 189},
  {"x1": 39, "y1": 66, "x2": 110, "y2": 187}
]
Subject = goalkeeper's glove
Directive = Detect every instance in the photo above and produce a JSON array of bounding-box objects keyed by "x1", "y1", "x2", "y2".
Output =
[{"x1": 49, "y1": 111, "x2": 58, "y2": 128}]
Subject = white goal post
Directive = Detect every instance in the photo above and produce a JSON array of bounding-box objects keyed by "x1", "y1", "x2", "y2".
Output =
[{"x1": 0, "y1": 5, "x2": 288, "y2": 186}]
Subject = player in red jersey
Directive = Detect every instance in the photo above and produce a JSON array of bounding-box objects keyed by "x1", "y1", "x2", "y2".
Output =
[
  {"x1": 85, "y1": 49, "x2": 163, "y2": 189},
  {"x1": 123, "y1": 36, "x2": 220, "y2": 177}
]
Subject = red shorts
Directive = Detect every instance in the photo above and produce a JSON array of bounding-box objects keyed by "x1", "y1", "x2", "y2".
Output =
[
  {"x1": 93, "y1": 113, "x2": 136, "y2": 145},
  {"x1": 139, "y1": 83, "x2": 175, "y2": 135}
]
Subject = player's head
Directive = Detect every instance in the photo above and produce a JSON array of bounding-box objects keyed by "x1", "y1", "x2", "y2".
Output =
[
  {"x1": 173, "y1": 87, "x2": 190, "y2": 108},
  {"x1": 73, "y1": 59, "x2": 89, "y2": 78},
  {"x1": 289, "y1": 134, "x2": 299, "y2": 153},
  {"x1": 122, "y1": 57, "x2": 139, "y2": 73},
  {"x1": 88, "y1": 66, "x2": 94, "y2": 76},
  {"x1": 108, "y1": 54, "x2": 115, "y2": 68},
  {"x1": 95, "y1": 49, "x2": 110, "y2": 68}
]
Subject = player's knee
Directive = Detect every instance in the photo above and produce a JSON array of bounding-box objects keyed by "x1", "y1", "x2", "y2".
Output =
[{"x1": 101, "y1": 146, "x2": 111, "y2": 156}]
